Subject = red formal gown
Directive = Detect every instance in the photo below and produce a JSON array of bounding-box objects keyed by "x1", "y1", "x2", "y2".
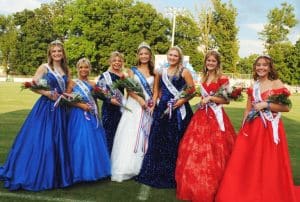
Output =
[
  {"x1": 216, "y1": 87, "x2": 300, "y2": 202},
  {"x1": 176, "y1": 77, "x2": 236, "y2": 202}
]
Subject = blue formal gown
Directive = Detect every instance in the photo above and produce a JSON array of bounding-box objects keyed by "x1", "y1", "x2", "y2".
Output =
[
  {"x1": 136, "y1": 74, "x2": 193, "y2": 188},
  {"x1": 97, "y1": 72, "x2": 124, "y2": 155},
  {"x1": 67, "y1": 81, "x2": 111, "y2": 183},
  {"x1": 0, "y1": 71, "x2": 72, "y2": 191}
]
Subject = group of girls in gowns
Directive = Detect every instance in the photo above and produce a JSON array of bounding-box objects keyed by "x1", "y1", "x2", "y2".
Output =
[
  {"x1": 0, "y1": 39, "x2": 299, "y2": 202},
  {"x1": 0, "y1": 41, "x2": 111, "y2": 191},
  {"x1": 136, "y1": 46, "x2": 194, "y2": 188}
]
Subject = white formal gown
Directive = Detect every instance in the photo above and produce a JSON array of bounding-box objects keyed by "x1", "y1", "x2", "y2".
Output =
[{"x1": 111, "y1": 74, "x2": 154, "y2": 182}]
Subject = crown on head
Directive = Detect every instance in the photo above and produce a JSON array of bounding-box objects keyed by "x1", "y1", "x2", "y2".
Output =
[
  {"x1": 50, "y1": 39, "x2": 63, "y2": 45},
  {"x1": 138, "y1": 41, "x2": 151, "y2": 50},
  {"x1": 259, "y1": 54, "x2": 272, "y2": 59}
]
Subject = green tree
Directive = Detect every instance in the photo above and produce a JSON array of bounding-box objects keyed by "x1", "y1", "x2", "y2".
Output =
[
  {"x1": 268, "y1": 42, "x2": 294, "y2": 84},
  {"x1": 174, "y1": 14, "x2": 203, "y2": 71},
  {"x1": 13, "y1": 5, "x2": 60, "y2": 75},
  {"x1": 210, "y1": 0, "x2": 239, "y2": 73},
  {"x1": 237, "y1": 54, "x2": 259, "y2": 74},
  {"x1": 61, "y1": 0, "x2": 170, "y2": 74},
  {"x1": 0, "y1": 15, "x2": 17, "y2": 74},
  {"x1": 282, "y1": 40, "x2": 300, "y2": 85},
  {"x1": 259, "y1": 3, "x2": 297, "y2": 50},
  {"x1": 197, "y1": 6, "x2": 214, "y2": 54},
  {"x1": 259, "y1": 3, "x2": 298, "y2": 84}
]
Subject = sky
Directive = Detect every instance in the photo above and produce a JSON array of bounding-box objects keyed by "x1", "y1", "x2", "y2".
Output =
[{"x1": 0, "y1": 0, "x2": 299, "y2": 57}]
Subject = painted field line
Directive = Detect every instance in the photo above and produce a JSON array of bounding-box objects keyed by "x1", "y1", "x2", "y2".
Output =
[{"x1": 0, "y1": 192, "x2": 96, "y2": 202}]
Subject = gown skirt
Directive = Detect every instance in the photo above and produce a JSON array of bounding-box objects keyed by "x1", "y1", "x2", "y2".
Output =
[
  {"x1": 175, "y1": 107, "x2": 235, "y2": 202},
  {"x1": 67, "y1": 82, "x2": 111, "y2": 183},
  {"x1": 216, "y1": 88, "x2": 300, "y2": 202},
  {"x1": 0, "y1": 73, "x2": 72, "y2": 191},
  {"x1": 136, "y1": 75, "x2": 193, "y2": 188}
]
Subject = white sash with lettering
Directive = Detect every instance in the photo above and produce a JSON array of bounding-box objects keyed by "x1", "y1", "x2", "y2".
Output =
[
  {"x1": 253, "y1": 81, "x2": 281, "y2": 144},
  {"x1": 103, "y1": 71, "x2": 113, "y2": 86},
  {"x1": 75, "y1": 79, "x2": 99, "y2": 127},
  {"x1": 199, "y1": 83, "x2": 225, "y2": 131},
  {"x1": 162, "y1": 68, "x2": 186, "y2": 120},
  {"x1": 132, "y1": 73, "x2": 153, "y2": 154},
  {"x1": 103, "y1": 71, "x2": 126, "y2": 112},
  {"x1": 46, "y1": 64, "x2": 65, "y2": 92}
]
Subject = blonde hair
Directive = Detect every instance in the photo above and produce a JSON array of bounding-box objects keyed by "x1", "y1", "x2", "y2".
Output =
[
  {"x1": 167, "y1": 46, "x2": 183, "y2": 65},
  {"x1": 201, "y1": 50, "x2": 222, "y2": 83},
  {"x1": 109, "y1": 51, "x2": 125, "y2": 68},
  {"x1": 76, "y1": 57, "x2": 92, "y2": 72}
]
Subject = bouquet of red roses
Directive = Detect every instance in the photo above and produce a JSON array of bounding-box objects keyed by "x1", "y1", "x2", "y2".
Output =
[
  {"x1": 21, "y1": 79, "x2": 50, "y2": 91},
  {"x1": 93, "y1": 83, "x2": 131, "y2": 112},
  {"x1": 92, "y1": 85, "x2": 112, "y2": 100},
  {"x1": 161, "y1": 85, "x2": 196, "y2": 119},
  {"x1": 215, "y1": 84, "x2": 243, "y2": 101},
  {"x1": 58, "y1": 92, "x2": 84, "y2": 105},
  {"x1": 245, "y1": 89, "x2": 292, "y2": 124},
  {"x1": 267, "y1": 88, "x2": 292, "y2": 109}
]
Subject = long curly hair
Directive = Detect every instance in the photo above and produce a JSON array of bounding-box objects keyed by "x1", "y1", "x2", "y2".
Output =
[{"x1": 252, "y1": 55, "x2": 278, "y2": 81}]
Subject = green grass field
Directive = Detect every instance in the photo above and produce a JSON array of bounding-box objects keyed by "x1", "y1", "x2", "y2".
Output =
[{"x1": 0, "y1": 82, "x2": 299, "y2": 202}]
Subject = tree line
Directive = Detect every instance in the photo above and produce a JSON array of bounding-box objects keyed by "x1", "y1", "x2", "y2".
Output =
[{"x1": 0, "y1": 0, "x2": 299, "y2": 85}]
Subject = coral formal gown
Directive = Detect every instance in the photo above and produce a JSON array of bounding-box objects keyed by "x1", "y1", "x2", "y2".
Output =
[{"x1": 216, "y1": 87, "x2": 300, "y2": 202}]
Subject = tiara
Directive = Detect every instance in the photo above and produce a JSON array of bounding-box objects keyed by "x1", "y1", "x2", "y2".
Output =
[
  {"x1": 172, "y1": 45, "x2": 183, "y2": 52},
  {"x1": 259, "y1": 54, "x2": 272, "y2": 59},
  {"x1": 50, "y1": 39, "x2": 63, "y2": 45},
  {"x1": 138, "y1": 42, "x2": 151, "y2": 50}
]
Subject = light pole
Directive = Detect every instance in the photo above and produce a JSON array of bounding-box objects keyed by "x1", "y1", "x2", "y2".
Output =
[
  {"x1": 167, "y1": 7, "x2": 185, "y2": 47},
  {"x1": 171, "y1": 10, "x2": 176, "y2": 47}
]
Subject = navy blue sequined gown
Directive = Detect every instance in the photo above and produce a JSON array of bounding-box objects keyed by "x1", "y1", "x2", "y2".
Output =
[
  {"x1": 0, "y1": 68, "x2": 72, "y2": 191},
  {"x1": 97, "y1": 72, "x2": 124, "y2": 155},
  {"x1": 136, "y1": 74, "x2": 193, "y2": 188}
]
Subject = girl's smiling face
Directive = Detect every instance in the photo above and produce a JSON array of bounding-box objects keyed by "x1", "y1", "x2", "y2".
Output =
[
  {"x1": 50, "y1": 45, "x2": 64, "y2": 62},
  {"x1": 110, "y1": 56, "x2": 123, "y2": 71},
  {"x1": 138, "y1": 48, "x2": 151, "y2": 64},
  {"x1": 205, "y1": 55, "x2": 218, "y2": 71},
  {"x1": 167, "y1": 49, "x2": 180, "y2": 66},
  {"x1": 255, "y1": 58, "x2": 270, "y2": 78}
]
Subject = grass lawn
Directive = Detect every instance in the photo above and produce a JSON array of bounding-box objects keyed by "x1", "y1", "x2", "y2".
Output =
[{"x1": 0, "y1": 82, "x2": 299, "y2": 202}]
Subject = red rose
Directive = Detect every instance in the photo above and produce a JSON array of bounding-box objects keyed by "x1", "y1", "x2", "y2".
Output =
[
  {"x1": 186, "y1": 86, "x2": 196, "y2": 95},
  {"x1": 147, "y1": 99, "x2": 154, "y2": 108},
  {"x1": 282, "y1": 88, "x2": 290, "y2": 96},
  {"x1": 23, "y1": 81, "x2": 33, "y2": 88},
  {"x1": 93, "y1": 86, "x2": 101, "y2": 93},
  {"x1": 230, "y1": 87, "x2": 242, "y2": 100},
  {"x1": 120, "y1": 75, "x2": 125, "y2": 80}
]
